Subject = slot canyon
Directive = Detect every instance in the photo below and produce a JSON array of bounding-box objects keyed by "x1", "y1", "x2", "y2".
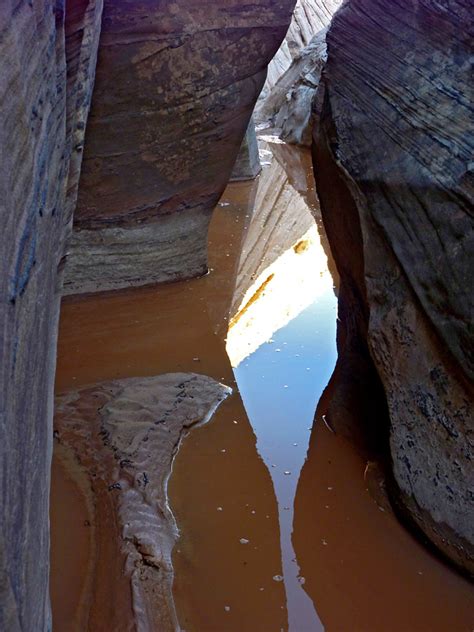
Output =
[{"x1": 0, "y1": 1, "x2": 472, "y2": 631}]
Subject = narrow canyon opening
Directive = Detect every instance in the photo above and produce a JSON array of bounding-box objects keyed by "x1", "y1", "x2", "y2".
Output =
[
  {"x1": 2, "y1": 1, "x2": 472, "y2": 631},
  {"x1": 51, "y1": 137, "x2": 473, "y2": 631}
]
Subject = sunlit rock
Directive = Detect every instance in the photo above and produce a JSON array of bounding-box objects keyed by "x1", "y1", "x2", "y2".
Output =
[
  {"x1": 255, "y1": 0, "x2": 342, "y2": 145},
  {"x1": 257, "y1": 29, "x2": 328, "y2": 146},
  {"x1": 227, "y1": 142, "x2": 333, "y2": 367},
  {"x1": 257, "y1": 0, "x2": 342, "y2": 105}
]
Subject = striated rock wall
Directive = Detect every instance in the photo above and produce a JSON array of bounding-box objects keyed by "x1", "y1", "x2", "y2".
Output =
[
  {"x1": 258, "y1": 29, "x2": 328, "y2": 146},
  {"x1": 64, "y1": 0, "x2": 297, "y2": 295},
  {"x1": 0, "y1": 1, "x2": 103, "y2": 629},
  {"x1": 257, "y1": 0, "x2": 341, "y2": 105},
  {"x1": 312, "y1": 0, "x2": 473, "y2": 575}
]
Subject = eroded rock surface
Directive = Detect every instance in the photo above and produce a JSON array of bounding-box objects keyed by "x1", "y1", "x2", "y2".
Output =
[
  {"x1": 54, "y1": 373, "x2": 230, "y2": 631},
  {"x1": 64, "y1": 0, "x2": 297, "y2": 295},
  {"x1": 0, "y1": 2, "x2": 102, "y2": 629},
  {"x1": 258, "y1": 29, "x2": 328, "y2": 146},
  {"x1": 313, "y1": 0, "x2": 473, "y2": 575},
  {"x1": 257, "y1": 0, "x2": 341, "y2": 105},
  {"x1": 230, "y1": 118, "x2": 261, "y2": 182}
]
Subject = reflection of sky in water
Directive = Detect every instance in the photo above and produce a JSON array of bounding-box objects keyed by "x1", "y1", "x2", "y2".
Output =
[{"x1": 233, "y1": 288, "x2": 337, "y2": 631}]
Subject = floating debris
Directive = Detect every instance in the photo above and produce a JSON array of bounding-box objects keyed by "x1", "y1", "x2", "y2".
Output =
[
  {"x1": 284, "y1": 471, "x2": 291, "y2": 475},
  {"x1": 240, "y1": 538, "x2": 249, "y2": 545},
  {"x1": 272, "y1": 575, "x2": 284, "y2": 582}
]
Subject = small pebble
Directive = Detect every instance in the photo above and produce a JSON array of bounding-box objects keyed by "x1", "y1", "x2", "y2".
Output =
[
  {"x1": 240, "y1": 538, "x2": 249, "y2": 545},
  {"x1": 273, "y1": 575, "x2": 283, "y2": 582}
]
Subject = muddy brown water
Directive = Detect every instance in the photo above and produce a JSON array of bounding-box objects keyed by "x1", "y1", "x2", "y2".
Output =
[{"x1": 51, "y1": 141, "x2": 474, "y2": 631}]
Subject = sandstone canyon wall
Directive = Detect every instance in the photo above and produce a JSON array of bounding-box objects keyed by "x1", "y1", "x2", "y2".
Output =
[
  {"x1": 0, "y1": 1, "x2": 103, "y2": 629},
  {"x1": 257, "y1": 0, "x2": 341, "y2": 105},
  {"x1": 313, "y1": 0, "x2": 473, "y2": 575},
  {"x1": 64, "y1": 0, "x2": 297, "y2": 295},
  {"x1": 1, "y1": 2, "x2": 298, "y2": 628}
]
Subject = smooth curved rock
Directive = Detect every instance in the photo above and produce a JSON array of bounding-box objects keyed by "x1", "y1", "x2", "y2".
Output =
[
  {"x1": 0, "y1": 2, "x2": 103, "y2": 629},
  {"x1": 64, "y1": 0, "x2": 297, "y2": 295},
  {"x1": 54, "y1": 373, "x2": 230, "y2": 631},
  {"x1": 313, "y1": 0, "x2": 473, "y2": 575}
]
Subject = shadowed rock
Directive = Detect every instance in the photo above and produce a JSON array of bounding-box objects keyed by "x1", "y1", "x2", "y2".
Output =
[
  {"x1": 312, "y1": 0, "x2": 473, "y2": 575},
  {"x1": 230, "y1": 118, "x2": 261, "y2": 181},
  {"x1": 64, "y1": 0, "x2": 297, "y2": 295},
  {"x1": 0, "y1": 2, "x2": 103, "y2": 629}
]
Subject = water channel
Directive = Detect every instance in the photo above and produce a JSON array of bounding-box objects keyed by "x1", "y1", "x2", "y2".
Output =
[{"x1": 51, "y1": 138, "x2": 474, "y2": 632}]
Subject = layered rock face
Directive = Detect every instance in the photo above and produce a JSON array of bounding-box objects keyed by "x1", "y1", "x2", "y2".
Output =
[
  {"x1": 258, "y1": 28, "x2": 328, "y2": 146},
  {"x1": 64, "y1": 0, "x2": 297, "y2": 295},
  {"x1": 257, "y1": 0, "x2": 341, "y2": 104},
  {"x1": 313, "y1": 0, "x2": 473, "y2": 575},
  {"x1": 0, "y1": 1, "x2": 103, "y2": 629}
]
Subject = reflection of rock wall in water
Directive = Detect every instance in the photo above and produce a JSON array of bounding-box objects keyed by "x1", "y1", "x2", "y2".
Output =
[
  {"x1": 0, "y1": 3, "x2": 103, "y2": 629},
  {"x1": 313, "y1": 0, "x2": 474, "y2": 576},
  {"x1": 227, "y1": 142, "x2": 333, "y2": 366},
  {"x1": 64, "y1": 0, "x2": 297, "y2": 295}
]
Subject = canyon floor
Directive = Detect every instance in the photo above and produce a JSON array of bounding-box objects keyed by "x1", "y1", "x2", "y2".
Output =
[{"x1": 50, "y1": 139, "x2": 474, "y2": 632}]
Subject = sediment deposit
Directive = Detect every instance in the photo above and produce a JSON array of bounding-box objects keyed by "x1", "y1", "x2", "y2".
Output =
[{"x1": 54, "y1": 373, "x2": 230, "y2": 631}]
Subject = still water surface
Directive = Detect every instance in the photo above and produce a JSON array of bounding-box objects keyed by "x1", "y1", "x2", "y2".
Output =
[{"x1": 52, "y1": 140, "x2": 474, "y2": 632}]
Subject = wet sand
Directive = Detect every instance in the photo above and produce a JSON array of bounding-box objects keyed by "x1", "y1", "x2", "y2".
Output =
[{"x1": 51, "y1": 141, "x2": 474, "y2": 631}]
